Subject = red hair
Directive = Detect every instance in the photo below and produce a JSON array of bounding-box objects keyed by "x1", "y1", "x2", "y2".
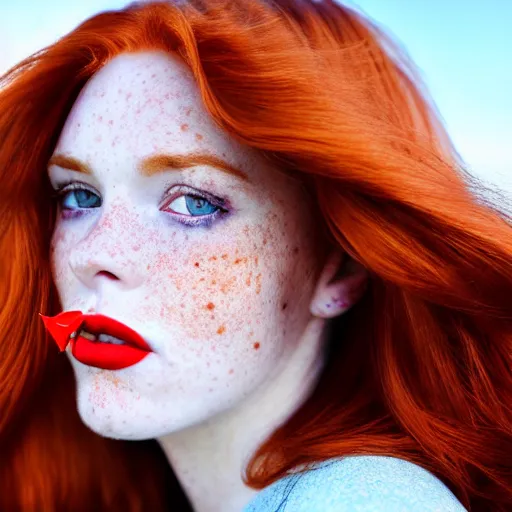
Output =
[{"x1": 0, "y1": 1, "x2": 510, "y2": 510}]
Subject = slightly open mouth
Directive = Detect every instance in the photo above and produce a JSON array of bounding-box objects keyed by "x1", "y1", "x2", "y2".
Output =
[
  {"x1": 41, "y1": 311, "x2": 152, "y2": 370},
  {"x1": 75, "y1": 329, "x2": 127, "y2": 346}
]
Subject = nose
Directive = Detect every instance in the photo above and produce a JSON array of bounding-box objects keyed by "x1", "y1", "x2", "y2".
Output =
[{"x1": 68, "y1": 209, "x2": 145, "y2": 291}]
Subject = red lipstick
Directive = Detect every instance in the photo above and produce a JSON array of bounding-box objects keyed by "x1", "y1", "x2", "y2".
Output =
[
  {"x1": 40, "y1": 310, "x2": 83, "y2": 351},
  {"x1": 40, "y1": 311, "x2": 152, "y2": 370}
]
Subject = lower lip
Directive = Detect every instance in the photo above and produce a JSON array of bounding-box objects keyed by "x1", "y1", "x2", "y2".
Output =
[{"x1": 71, "y1": 336, "x2": 151, "y2": 370}]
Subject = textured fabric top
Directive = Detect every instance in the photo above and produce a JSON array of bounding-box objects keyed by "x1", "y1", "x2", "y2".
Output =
[{"x1": 244, "y1": 455, "x2": 467, "y2": 512}]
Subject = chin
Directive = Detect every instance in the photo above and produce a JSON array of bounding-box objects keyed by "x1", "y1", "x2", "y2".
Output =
[
  {"x1": 75, "y1": 391, "x2": 153, "y2": 441},
  {"x1": 73, "y1": 377, "x2": 219, "y2": 441},
  {"x1": 72, "y1": 371, "x2": 160, "y2": 440}
]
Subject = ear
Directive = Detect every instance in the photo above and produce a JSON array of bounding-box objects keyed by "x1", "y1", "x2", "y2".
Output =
[{"x1": 310, "y1": 249, "x2": 368, "y2": 319}]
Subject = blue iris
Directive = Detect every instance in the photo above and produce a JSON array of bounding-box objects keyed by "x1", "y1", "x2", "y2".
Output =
[
  {"x1": 62, "y1": 189, "x2": 102, "y2": 209},
  {"x1": 185, "y1": 195, "x2": 218, "y2": 215}
]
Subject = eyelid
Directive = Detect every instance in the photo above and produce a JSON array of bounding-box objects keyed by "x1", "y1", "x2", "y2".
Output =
[
  {"x1": 52, "y1": 180, "x2": 99, "y2": 196},
  {"x1": 160, "y1": 184, "x2": 227, "y2": 211}
]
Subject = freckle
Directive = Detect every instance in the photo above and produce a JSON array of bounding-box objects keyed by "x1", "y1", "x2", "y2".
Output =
[
  {"x1": 195, "y1": 133, "x2": 203, "y2": 141},
  {"x1": 246, "y1": 273, "x2": 252, "y2": 286},
  {"x1": 217, "y1": 325, "x2": 226, "y2": 335},
  {"x1": 253, "y1": 342, "x2": 260, "y2": 350},
  {"x1": 234, "y1": 258, "x2": 242, "y2": 264},
  {"x1": 255, "y1": 273, "x2": 262, "y2": 294},
  {"x1": 211, "y1": 280, "x2": 217, "y2": 285},
  {"x1": 206, "y1": 302, "x2": 215, "y2": 310},
  {"x1": 181, "y1": 123, "x2": 189, "y2": 131},
  {"x1": 209, "y1": 256, "x2": 217, "y2": 261},
  {"x1": 199, "y1": 277, "x2": 205, "y2": 282},
  {"x1": 194, "y1": 262, "x2": 200, "y2": 267},
  {"x1": 282, "y1": 302, "x2": 288, "y2": 310},
  {"x1": 221, "y1": 254, "x2": 228, "y2": 260},
  {"x1": 255, "y1": 256, "x2": 259, "y2": 264}
]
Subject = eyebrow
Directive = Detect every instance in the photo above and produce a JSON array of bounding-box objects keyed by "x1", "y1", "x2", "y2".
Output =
[
  {"x1": 140, "y1": 152, "x2": 249, "y2": 181},
  {"x1": 48, "y1": 152, "x2": 249, "y2": 181},
  {"x1": 48, "y1": 154, "x2": 92, "y2": 174}
]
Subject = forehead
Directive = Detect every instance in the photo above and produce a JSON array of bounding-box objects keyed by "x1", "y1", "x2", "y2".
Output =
[{"x1": 55, "y1": 51, "x2": 260, "y2": 172}]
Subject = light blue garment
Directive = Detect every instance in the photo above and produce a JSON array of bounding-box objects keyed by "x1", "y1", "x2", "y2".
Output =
[{"x1": 244, "y1": 455, "x2": 467, "y2": 511}]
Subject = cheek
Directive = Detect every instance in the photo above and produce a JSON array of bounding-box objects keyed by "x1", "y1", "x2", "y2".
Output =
[
  {"x1": 50, "y1": 224, "x2": 79, "y2": 288},
  {"x1": 140, "y1": 248, "x2": 269, "y2": 348},
  {"x1": 138, "y1": 213, "x2": 315, "y2": 355},
  {"x1": 138, "y1": 221, "x2": 290, "y2": 351}
]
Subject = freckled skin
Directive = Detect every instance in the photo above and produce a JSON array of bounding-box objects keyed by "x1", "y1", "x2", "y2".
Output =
[{"x1": 48, "y1": 52, "x2": 323, "y2": 441}]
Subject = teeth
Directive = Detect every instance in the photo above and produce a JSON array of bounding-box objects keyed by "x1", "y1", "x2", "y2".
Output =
[
  {"x1": 98, "y1": 333, "x2": 125, "y2": 345},
  {"x1": 78, "y1": 330, "x2": 125, "y2": 345}
]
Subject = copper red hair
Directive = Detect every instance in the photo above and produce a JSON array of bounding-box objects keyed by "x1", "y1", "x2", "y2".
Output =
[{"x1": 0, "y1": 1, "x2": 510, "y2": 510}]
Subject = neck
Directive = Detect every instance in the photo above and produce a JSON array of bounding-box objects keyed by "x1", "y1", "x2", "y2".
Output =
[{"x1": 157, "y1": 317, "x2": 328, "y2": 512}]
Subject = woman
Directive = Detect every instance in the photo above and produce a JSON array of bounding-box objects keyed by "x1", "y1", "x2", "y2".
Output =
[{"x1": 0, "y1": 0, "x2": 510, "y2": 510}]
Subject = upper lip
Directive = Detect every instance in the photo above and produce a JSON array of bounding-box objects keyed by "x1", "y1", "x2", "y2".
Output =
[{"x1": 80, "y1": 314, "x2": 152, "y2": 352}]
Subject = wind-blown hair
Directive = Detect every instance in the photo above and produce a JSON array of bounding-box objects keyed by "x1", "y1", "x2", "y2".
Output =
[{"x1": 0, "y1": 1, "x2": 510, "y2": 510}]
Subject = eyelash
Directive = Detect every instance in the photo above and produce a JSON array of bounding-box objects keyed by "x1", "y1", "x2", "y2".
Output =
[{"x1": 52, "y1": 181, "x2": 229, "y2": 227}]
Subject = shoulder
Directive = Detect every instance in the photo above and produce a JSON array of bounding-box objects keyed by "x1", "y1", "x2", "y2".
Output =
[{"x1": 244, "y1": 455, "x2": 467, "y2": 512}]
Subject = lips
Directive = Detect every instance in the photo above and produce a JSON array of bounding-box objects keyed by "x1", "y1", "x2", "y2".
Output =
[{"x1": 40, "y1": 311, "x2": 152, "y2": 370}]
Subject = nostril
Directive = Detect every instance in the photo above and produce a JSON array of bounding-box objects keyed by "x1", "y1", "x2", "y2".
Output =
[{"x1": 96, "y1": 270, "x2": 119, "y2": 281}]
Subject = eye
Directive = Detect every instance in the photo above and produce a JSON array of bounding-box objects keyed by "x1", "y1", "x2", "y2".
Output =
[
  {"x1": 167, "y1": 195, "x2": 218, "y2": 216},
  {"x1": 161, "y1": 186, "x2": 228, "y2": 227},
  {"x1": 54, "y1": 183, "x2": 102, "y2": 212}
]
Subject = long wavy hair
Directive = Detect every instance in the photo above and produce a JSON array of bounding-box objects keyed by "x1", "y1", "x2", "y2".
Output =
[{"x1": 0, "y1": 1, "x2": 510, "y2": 510}]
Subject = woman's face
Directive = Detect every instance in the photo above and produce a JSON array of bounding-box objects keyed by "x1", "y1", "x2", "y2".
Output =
[{"x1": 48, "y1": 51, "x2": 323, "y2": 439}]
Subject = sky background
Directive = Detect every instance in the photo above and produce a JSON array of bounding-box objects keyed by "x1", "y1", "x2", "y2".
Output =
[{"x1": 1, "y1": 0, "x2": 510, "y2": 195}]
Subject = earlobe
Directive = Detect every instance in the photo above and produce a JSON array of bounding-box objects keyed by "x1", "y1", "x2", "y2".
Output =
[{"x1": 310, "y1": 249, "x2": 368, "y2": 319}]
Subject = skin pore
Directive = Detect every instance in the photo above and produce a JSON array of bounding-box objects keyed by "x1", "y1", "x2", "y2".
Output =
[{"x1": 47, "y1": 51, "x2": 367, "y2": 512}]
